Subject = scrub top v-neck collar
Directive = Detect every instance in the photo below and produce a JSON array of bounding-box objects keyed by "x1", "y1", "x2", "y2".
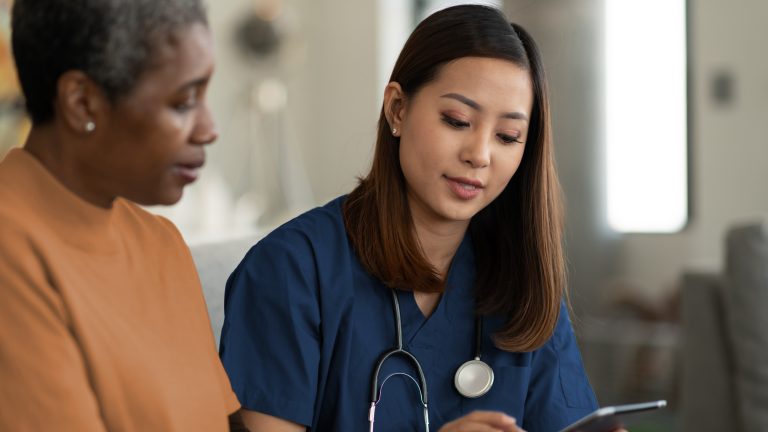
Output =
[{"x1": 395, "y1": 234, "x2": 475, "y2": 351}]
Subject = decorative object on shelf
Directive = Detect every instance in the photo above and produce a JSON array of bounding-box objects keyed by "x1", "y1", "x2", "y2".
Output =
[
  {"x1": 234, "y1": 0, "x2": 282, "y2": 59},
  {"x1": 0, "y1": 0, "x2": 29, "y2": 157}
]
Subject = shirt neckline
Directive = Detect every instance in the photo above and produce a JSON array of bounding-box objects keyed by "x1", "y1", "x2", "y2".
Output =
[{"x1": 4, "y1": 148, "x2": 123, "y2": 253}]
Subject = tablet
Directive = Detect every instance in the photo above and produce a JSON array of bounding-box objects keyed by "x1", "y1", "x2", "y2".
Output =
[{"x1": 559, "y1": 400, "x2": 667, "y2": 432}]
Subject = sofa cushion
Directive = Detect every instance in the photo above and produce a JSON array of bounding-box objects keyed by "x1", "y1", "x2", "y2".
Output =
[
  {"x1": 724, "y1": 221, "x2": 768, "y2": 431},
  {"x1": 680, "y1": 272, "x2": 736, "y2": 432}
]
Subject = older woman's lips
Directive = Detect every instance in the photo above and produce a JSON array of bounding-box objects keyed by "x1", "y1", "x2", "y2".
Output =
[{"x1": 174, "y1": 160, "x2": 204, "y2": 183}]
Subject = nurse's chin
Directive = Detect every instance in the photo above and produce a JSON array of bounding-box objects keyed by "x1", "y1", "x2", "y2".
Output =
[{"x1": 435, "y1": 206, "x2": 481, "y2": 224}]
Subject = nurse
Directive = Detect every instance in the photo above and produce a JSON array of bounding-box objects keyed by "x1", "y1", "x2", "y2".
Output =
[{"x1": 221, "y1": 5, "x2": 604, "y2": 432}]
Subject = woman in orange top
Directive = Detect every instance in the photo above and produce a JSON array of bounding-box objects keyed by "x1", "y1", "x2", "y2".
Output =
[{"x1": 0, "y1": 0, "x2": 242, "y2": 430}]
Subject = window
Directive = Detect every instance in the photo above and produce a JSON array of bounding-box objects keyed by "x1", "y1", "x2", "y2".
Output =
[{"x1": 605, "y1": 1, "x2": 688, "y2": 233}]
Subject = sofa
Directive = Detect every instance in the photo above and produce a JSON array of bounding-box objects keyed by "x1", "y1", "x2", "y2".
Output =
[
  {"x1": 680, "y1": 221, "x2": 768, "y2": 432},
  {"x1": 189, "y1": 234, "x2": 261, "y2": 347}
]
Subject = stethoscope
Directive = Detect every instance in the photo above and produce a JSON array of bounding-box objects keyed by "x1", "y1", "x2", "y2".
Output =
[{"x1": 368, "y1": 289, "x2": 495, "y2": 431}]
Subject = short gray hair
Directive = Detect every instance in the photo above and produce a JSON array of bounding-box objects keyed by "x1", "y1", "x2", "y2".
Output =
[{"x1": 12, "y1": 0, "x2": 208, "y2": 124}]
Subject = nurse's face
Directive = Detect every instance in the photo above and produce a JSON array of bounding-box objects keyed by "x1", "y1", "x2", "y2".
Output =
[
  {"x1": 81, "y1": 23, "x2": 216, "y2": 206},
  {"x1": 386, "y1": 57, "x2": 533, "y2": 229}
]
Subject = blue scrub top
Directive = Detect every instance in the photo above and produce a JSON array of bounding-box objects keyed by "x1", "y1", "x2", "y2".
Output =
[{"x1": 220, "y1": 196, "x2": 598, "y2": 431}]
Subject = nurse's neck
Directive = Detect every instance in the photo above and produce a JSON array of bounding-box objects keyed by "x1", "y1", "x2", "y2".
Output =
[
  {"x1": 412, "y1": 219, "x2": 468, "y2": 279},
  {"x1": 411, "y1": 219, "x2": 466, "y2": 318},
  {"x1": 408, "y1": 198, "x2": 469, "y2": 318}
]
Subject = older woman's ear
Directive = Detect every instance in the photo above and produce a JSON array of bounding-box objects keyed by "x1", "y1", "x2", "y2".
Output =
[{"x1": 55, "y1": 70, "x2": 106, "y2": 135}]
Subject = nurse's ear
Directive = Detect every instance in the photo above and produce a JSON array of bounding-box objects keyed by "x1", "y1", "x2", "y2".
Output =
[{"x1": 384, "y1": 82, "x2": 407, "y2": 137}]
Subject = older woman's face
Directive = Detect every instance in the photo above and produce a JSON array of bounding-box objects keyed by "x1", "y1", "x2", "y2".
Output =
[{"x1": 85, "y1": 22, "x2": 216, "y2": 206}]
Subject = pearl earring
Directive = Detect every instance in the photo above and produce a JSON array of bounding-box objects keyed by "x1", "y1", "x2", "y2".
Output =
[
  {"x1": 85, "y1": 121, "x2": 96, "y2": 133},
  {"x1": 392, "y1": 128, "x2": 397, "y2": 136}
]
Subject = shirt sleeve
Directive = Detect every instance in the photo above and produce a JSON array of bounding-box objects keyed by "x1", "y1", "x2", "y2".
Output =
[
  {"x1": 158, "y1": 216, "x2": 241, "y2": 415},
  {"x1": 0, "y1": 224, "x2": 107, "y2": 431},
  {"x1": 219, "y1": 229, "x2": 321, "y2": 427},
  {"x1": 213, "y1": 351, "x2": 243, "y2": 415},
  {"x1": 523, "y1": 302, "x2": 598, "y2": 432}
]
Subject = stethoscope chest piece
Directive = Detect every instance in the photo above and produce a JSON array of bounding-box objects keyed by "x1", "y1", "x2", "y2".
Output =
[{"x1": 454, "y1": 358, "x2": 494, "y2": 398}]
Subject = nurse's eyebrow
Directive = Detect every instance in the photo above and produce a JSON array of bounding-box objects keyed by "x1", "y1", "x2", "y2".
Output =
[{"x1": 441, "y1": 92, "x2": 529, "y2": 122}]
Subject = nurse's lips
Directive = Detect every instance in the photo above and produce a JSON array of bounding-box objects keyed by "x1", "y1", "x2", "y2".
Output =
[
  {"x1": 174, "y1": 158, "x2": 205, "y2": 183},
  {"x1": 444, "y1": 175, "x2": 484, "y2": 200}
]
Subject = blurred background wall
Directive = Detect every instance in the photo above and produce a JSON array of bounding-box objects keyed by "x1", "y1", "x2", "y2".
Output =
[{"x1": 608, "y1": 0, "x2": 768, "y2": 310}]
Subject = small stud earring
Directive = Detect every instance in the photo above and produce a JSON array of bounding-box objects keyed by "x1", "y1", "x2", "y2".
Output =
[
  {"x1": 392, "y1": 128, "x2": 397, "y2": 136},
  {"x1": 85, "y1": 121, "x2": 96, "y2": 133}
]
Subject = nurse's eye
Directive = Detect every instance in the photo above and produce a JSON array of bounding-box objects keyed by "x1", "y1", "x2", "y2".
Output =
[
  {"x1": 498, "y1": 133, "x2": 523, "y2": 145},
  {"x1": 441, "y1": 114, "x2": 470, "y2": 129}
]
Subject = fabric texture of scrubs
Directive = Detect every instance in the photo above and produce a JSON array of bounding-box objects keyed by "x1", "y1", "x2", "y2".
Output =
[{"x1": 220, "y1": 196, "x2": 598, "y2": 431}]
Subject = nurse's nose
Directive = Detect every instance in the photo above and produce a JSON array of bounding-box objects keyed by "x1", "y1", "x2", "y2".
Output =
[{"x1": 460, "y1": 131, "x2": 491, "y2": 168}]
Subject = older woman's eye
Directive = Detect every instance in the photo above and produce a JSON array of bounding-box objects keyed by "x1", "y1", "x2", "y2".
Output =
[
  {"x1": 173, "y1": 90, "x2": 199, "y2": 113},
  {"x1": 174, "y1": 97, "x2": 197, "y2": 112},
  {"x1": 441, "y1": 114, "x2": 470, "y2": 129},
  {"x1": 174, "y1": 101, "x2": 195, "y2": 112}
]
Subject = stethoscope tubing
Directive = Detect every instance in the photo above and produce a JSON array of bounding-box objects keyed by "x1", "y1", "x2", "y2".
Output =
[
  {"x1": 369, "y1": 288, "x2": 493, "y2": 431},
  {"x1": 369, "y1": 289, "x2": 429, "y2": 405}
]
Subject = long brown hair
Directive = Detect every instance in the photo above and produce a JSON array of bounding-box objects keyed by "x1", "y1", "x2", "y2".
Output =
[{"x1": 343, "y1": 5, "x2": 565, "y2": 352}]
